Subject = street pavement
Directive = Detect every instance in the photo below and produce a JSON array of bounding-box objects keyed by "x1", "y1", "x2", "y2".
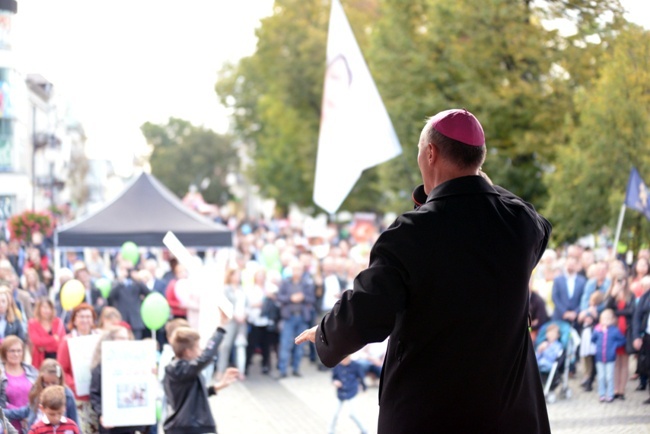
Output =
[{"x1": 209, "y1": 355, "x2": 650, "y2": 434}]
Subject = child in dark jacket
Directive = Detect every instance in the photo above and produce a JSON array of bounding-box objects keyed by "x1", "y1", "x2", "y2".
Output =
[
  {"x1": 328, "y1": 355, "x2": 367, "y2": 434},
  {"x1": 591, "y1": 309, "x2": 626, "y2": 403},
  {"x1": 163, "y1": 325, "x2": 238, "y2": 434}
]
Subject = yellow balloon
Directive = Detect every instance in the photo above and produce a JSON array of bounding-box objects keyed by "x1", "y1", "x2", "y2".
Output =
[{"x1": 61, "y1": 279, "x2": 86, "y2": 311}]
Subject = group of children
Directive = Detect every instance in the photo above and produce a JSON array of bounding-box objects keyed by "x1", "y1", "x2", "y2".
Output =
[
  {"x1": 536, "y1": 308, "x2": 626, "y2": 403},
  {"x1": 0, "y1": 314, "x2": 241, "y2": 434}
]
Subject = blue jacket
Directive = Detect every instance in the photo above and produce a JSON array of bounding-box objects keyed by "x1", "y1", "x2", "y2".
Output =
[
  {"x1": 332, "y1": 361, "x2": 366, "y2": 401},
  {"x1": 591, "y1": 325, "x2": 626, "y2": 363},
  {"x1": 579, "y1": 277, "x2": 610, "y2": 312},
  {"x1": 536, "y1": 341, "x2": 563, "y2": 372}
]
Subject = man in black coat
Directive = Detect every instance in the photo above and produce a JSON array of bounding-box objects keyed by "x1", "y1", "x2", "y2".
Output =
[
  {"x1": 108, "y1": 261, "x2": 150, "y2": 339},
  {"x1": 297, "y1": 109, "x2": 552, "y2": 433},
  {"x1": 632, "y1": 282, "x2": 650, "y2": 404}
]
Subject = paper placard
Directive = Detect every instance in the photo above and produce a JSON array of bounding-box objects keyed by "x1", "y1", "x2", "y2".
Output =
[
  {"x1": 163, "y1": 231, "x2": 233, "y2": 319},
  {"x1": 68, "y1": 334, "x2": 101, "y2": 397},
  {"x1": 101, "y1": 340, "x2": 157, "y2": 427}
]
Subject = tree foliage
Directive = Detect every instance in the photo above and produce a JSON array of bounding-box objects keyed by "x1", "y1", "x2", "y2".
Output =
[
  {"x1": 216, "y1": 0, "x2": 635, "y2": 231},
  {"x1": 543, "y1": 25, "x2": 650, "y2": 244},
  {"x1": 216, "y1": 0, "x2": 385, "y2": 212},
  {"x1": 369, "y1": 0, "x2": 625, "y2": 210},
  {"x1": 140, "y1": 118, "x2": 238, "y2": 204}
]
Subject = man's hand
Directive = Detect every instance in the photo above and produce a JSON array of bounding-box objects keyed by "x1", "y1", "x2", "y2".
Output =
[
  {"x1": 290, "y1": 292, "x2": 305, "y2": 303},
  {"x1": 333, "y1": 380, "x2": 342, "y2": 389},
  {"x1": 215, "y1": 367, "x2": 239, "y2": 391},
  {"x1": 218, "y1": 307, "x2": 230, "y2": 326},
  {"x1": 295, "y1": 326, "x2": 317, "y2": 345},
  {"x1": 634, "y1": 338, "x2": 643, "y2": 351},
  {"x1": 100, "y1": 416, "x2": 113, "y2": 429},
  {"x1": 563, "y1": 311, "x2": 577, "y2": 321}
]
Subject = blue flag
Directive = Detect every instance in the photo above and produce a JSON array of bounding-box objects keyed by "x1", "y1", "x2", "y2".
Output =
[{"x1": 624, "y1": 167, "x2": 650, "y2": 221}]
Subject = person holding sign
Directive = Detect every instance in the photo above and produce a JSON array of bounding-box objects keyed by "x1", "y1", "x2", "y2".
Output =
[
  {"x1": 89, "y1": 326, "x2": 146, "y2": 434},
  {"x1": 163, "y1": 321, "x2": 239, "y2": 434},
  {"x1": 57, "y1": 303, "x2": 101, "y2": 434}
]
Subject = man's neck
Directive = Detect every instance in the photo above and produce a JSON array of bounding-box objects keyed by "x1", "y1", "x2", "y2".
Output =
[{"x1": 429, "y1": 165, "x2": 480, "y2": 193}]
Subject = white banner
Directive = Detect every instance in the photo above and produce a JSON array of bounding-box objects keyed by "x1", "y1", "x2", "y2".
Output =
[
  {"x1": 101, "y1": 340, "x2": 157, "y2": 427},
  {"x1": 313, "y1": 0, "x2": 402, "y2": 214},
  {"x1": 68, "y1": 334, "x2": 101, "y2": 397}
]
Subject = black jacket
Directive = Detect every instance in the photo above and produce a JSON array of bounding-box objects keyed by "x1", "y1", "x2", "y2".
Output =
[
  {"x1": 633, "y1": 290, "x2": 650, "y2": 340},
  {"x1": 163, "y1": 328, "x2": 226, "y2": 434},
  {"x1": 605, "y1": 294, "x2": 637, "y2": 354},
  {"x1": 107, "y1": 280, "x2": 150, "y2": 331},
  {"x1": 316, "y1": 176, "x2": 552, "y2": 434},
  {"x1": 89, "y1": 363, "x2": 146, "y2": 434}
]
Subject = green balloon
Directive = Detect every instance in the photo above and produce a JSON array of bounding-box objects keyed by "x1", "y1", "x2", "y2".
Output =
[
  {"x1": 156, "y1": 399, "x2": 162, "y2": 421},
  {"x1": 95, "y1": 278, "x2": 112, "y2": 299},
  {"x1": 121, "y1": 241, "x2": 140, "y2": 266},
  {"x1": 140, "y1": 292, "x2": 170, "y2": 331}
]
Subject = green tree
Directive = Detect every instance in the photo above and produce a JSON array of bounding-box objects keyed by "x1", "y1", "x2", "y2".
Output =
[
  {"x1": 216, "y1": 0, "x2": 383, "y2": 213},
  {"x1": 140, "y1": 118, "x2": 239, "y2": 204},
  {"x1": 369, "y1": 0, "x2": 625, "y2": 211},
  {"x1": 217, "y1": 0, "x2": 627, "y2": 214},
  {"x1": 543, "y1": 25, "x2": 650, "y2": 244}
]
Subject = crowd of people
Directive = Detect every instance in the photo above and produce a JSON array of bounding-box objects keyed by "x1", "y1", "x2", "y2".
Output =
[
  {"x1": 530, "y1": 244, "x2": 650, "y2": 404},
  {"x1": 0, "y1": 214, "x2": 649, "y2": 432},
  {"x1": 0, "y1": 215, "x2": 389, "y2": 433}
]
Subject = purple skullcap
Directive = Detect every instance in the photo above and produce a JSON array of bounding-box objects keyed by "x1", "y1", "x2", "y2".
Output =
[{"x1": 429, "y1": 108, "x2": 485, "y2": 147}]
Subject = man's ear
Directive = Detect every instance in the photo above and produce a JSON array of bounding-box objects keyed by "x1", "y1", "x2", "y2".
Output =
[{"x1": 427, "y1": 143, "x2": 437, "y2": 165}]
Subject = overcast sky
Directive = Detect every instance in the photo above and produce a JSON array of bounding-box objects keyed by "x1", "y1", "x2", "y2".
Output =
[
  {"x1": 10, "y1": 0, "x2": 650, "y2": 176},
  {"x1": 12, "y1": 0, "x2": 275, "y2": 175}
]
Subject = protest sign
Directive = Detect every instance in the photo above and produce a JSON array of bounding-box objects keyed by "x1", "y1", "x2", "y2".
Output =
[{"x1": 101, "y1": 340, "x2": 157, "y2": 427}]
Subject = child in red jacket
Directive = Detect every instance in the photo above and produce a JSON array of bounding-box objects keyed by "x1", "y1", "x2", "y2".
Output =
[{"x1": 28, "y1": 386, "x2": 80, "y2": 434}]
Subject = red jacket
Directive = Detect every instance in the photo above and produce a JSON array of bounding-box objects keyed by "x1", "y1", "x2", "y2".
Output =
[
  {"x1": 166, "y1": 279, "x2": 187, "y2": 318},
  {"x1": 28, "y1": 416, "x2": 80, "y2": 434},
  {"x1": 28, "y1": 317, "x2": 66, "y2": 369}
]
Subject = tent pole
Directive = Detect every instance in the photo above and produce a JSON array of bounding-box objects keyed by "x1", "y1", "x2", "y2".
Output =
[{"x1": 53, "y1": 231, "x2": 61, "y2": 297}]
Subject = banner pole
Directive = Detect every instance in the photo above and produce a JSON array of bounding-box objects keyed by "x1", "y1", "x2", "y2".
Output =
[{"x1": 612, "y1": 204, "x2": 626, "y2": 260}]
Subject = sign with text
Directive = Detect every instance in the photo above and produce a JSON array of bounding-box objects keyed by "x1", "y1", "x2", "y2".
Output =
[{"x1": 101, "y1": 340, "x2": 157, "y2": 427}]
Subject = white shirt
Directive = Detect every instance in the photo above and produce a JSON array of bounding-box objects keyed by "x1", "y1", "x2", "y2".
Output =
[
  {"x1": 566, "y1": 274, "x2": 576, "y2": 299},
  {"x1": 322, "y1": 275, "x2": 342, "y2": 311}
]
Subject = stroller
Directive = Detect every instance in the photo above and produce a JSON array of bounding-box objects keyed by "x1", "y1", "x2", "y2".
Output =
[{"x1": 534, "y1": 320, "x2": 580, "y2": 403}]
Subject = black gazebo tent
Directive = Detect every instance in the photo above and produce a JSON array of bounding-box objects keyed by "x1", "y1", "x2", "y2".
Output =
[{"x1": 56, "y1": 172, "x2": 232, "y2": 249}]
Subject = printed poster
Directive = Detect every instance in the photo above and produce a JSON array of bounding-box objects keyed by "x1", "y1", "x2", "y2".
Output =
[
  {"x1": 101, "y1": 340, "x2": 157, "y2": 427},
  {"x1": 68, "y1": 334, "x2": 101, "y2": 396}
]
